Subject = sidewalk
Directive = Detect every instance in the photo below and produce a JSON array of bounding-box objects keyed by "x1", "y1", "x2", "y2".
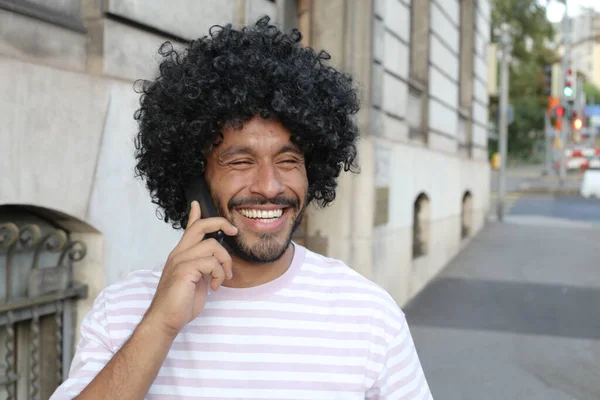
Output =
[{"x1": 404, "y1": 218, "x2": 600, "y2": 400}]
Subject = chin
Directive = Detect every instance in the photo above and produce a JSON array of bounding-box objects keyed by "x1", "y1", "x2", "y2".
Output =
[{"x1": 225, "y1": 230, "x2": 293, "y2": 263}]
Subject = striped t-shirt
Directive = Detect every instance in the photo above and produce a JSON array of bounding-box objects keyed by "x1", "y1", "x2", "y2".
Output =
[{"x1": 51, "y1": 244, "x2": 433, "y2": 399}]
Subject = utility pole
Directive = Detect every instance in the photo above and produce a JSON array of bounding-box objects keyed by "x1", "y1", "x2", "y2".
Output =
[
  {"x1": 559, "y1": 0, "x2": 570, "y2": 183},
  {"x1": 544, "y1": 112, "x2": 552, "y2": 175},
  {"x1": 497, "y1": 23, "x2": 511, "y2": 222}
]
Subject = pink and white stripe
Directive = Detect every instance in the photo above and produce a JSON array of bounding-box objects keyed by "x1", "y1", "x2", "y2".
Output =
[{"x1": 51, "y1": 244, "x2": 433, "y2": 399}]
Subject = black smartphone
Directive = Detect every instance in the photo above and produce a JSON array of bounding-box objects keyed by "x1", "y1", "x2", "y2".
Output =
[{"x1": 185, "y1": 175, "x2": 225, "y2": 244}]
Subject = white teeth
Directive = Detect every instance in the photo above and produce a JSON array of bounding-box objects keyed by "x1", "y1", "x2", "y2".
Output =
[{"x1": 240, "y1": 209, "x2": 284, "y2": 219}]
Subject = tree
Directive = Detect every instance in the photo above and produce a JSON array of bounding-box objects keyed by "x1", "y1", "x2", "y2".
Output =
[
  {"x1": 583, "y1": 82, "x2": 600, "y2": 105},
  {"x1": 490, "y1": 0, "x2": 558, "y2": 160}
]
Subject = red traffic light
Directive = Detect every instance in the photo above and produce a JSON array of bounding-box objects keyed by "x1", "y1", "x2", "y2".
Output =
[{"x1": 556, "y1": 106, "x2": 565, "y2": 117}]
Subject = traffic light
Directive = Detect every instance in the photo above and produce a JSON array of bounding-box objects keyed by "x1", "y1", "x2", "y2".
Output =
[
  {"x1": 543, "y1": 65, "x2": 552, "y2": 95},
  {"x1": 556, "y1": 106, "x2": 565, "y2": 118},
  {"x1": 573, "y1": 117, "x2": 583, "y2": 130},
  {"x1": 564, "y1": 68, "x2": 575, "y2": 98}
]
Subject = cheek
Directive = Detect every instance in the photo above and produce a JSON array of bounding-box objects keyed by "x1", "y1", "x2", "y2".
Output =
[
  {"x1": 213, "y1": 175, "x2": 247, "y2": 207},
  {"x1": 285, "y1": 168, "x2": 309, "y2": 199}
]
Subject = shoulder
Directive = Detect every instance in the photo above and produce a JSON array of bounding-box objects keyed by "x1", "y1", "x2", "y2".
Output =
[
  {"x1": 87, "y1": 268, "x2": 161, "y2": 326},
  {"x1": 300, "y1": 248, "x2": 406, "y2": 325},
  {"x1": 100, "y1": 267, "x2": 161, "y2": 305}
]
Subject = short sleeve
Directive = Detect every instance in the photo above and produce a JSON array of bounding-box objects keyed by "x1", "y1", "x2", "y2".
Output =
[
  {"x1": 367, "y1": 314, "x2": 434, "y2": 400},
  {"x1": 50, "y1": 290, "x2": 115, "y2": 399}
]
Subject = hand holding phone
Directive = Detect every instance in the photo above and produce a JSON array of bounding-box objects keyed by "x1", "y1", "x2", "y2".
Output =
[
  {"x1": 143, "y1": 191, "x2": 237, "y2": 336},
  {"x1": 185, "y1": 175, "x2": 225, "y2": 243}
]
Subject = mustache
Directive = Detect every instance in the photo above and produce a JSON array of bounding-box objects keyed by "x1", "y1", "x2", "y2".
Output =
[{"x1": 228, "y1": 196, "x2": 300, "y2": 210}]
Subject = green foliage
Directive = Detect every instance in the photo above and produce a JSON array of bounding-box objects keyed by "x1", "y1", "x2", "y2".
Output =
[
  {"x1": 490, "y1": 0, "x2": 558, "y2": 159},
  {"x1": 583, "y1": 82, "x2": 600, "y2": 105}
]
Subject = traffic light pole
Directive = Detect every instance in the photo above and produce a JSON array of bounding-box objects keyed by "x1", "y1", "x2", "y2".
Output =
[
  {"x1": 544, "y1": 112, "x2": 552, "y2": 175},
  {"x1": 497, "y1": 24, "x2": 511, "y2": 222},
  {"x1": 559, "y1": 1, "x2": 570, "y2": 183}
]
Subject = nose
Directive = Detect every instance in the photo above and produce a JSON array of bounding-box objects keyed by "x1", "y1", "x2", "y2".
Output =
[{"x1": 248, "y1": 163, "x2": 285, "y2": 199}]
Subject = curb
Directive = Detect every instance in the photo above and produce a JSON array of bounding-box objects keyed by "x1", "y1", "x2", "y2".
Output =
[{"x1": 517, "y1": 188, "x2": 581, "y2": 196}]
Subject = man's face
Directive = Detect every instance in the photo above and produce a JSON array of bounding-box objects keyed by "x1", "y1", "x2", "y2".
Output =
[{"x1": 204, "y1": 115, "x2": 309, "y2": 263}]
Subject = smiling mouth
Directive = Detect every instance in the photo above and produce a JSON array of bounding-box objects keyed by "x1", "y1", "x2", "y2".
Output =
[{"x1": 238, "y1": 208, "x2": 285, "y2": 223}]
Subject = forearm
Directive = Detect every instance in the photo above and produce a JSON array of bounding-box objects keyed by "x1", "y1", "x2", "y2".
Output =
[{"x1": 74, "y1": 318, "x2": 175, "y2": 400}]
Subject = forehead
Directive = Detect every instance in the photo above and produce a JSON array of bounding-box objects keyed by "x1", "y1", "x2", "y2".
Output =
[{"x1": 218, "y1": 116, "x2": 296, "y2": 152}]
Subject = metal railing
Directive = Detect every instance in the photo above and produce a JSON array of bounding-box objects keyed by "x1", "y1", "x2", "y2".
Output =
[{"x1": 0, "y1": 222, "x2": 88, "y2": 399}]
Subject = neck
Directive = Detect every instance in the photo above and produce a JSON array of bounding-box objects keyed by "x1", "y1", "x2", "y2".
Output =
[{"x1": 223, "y1": 243, "x2": 295, "y2": 288}]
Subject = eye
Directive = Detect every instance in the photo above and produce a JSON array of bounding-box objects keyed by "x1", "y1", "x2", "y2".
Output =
[
  {"x1": 280, "y1": 158, "x2": 301, "y2": 165},
  {"x1": 229, "y1": 160, "x2": 253, "y2": 166}
]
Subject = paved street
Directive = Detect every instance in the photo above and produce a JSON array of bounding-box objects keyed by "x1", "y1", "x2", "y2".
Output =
[{"x1": 405, "y1": 193, "x2": 600, "y2": 399}]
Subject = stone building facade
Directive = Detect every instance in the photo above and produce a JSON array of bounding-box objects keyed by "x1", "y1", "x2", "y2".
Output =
[{"x1": 0, "y1": 0, "x2": 490, "y2": 395}]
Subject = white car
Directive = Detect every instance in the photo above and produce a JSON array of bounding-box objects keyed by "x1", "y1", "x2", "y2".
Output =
[{"x1": 580, "y1": 168, "x2": 600, "y2": 198}]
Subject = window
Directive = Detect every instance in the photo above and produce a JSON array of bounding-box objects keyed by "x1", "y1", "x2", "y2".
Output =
[
  {"x1": 413, "y1": 193, "x2": 430, "y2": 259},
  {"x1": 461, "y1": 191, "x2": 473, "y2": 239},
  {"x1": 408, "y1": 0, "x2": 431, "y2": 140}
]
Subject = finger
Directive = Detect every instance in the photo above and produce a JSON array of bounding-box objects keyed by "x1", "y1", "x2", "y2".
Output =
[
  {"x1": 186, "y1": 201, "x2": 201, "y2": 230},
  {"x1": 179, "y1": 256, "x2": 226, "y2": 290},
  {"x1": 178, "y1": 217, "x2": 238, "y2": 251},
  {"x1": 172, "y1": 238, "x2": 233, "y2": 280}
]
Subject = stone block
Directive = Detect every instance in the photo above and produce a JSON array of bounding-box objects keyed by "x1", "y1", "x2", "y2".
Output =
[
  {"x1": 371, "y1": 106, "x2": 384, "y2": 136},
  {"x1": 430, "y1": 34, "x2": 459, "y2": 81},
  {"x1": 428, "y1": 98, "x2": 457, "y2": 138},
  {"x1": 27, "y1": 0, "x2": 81, "y2": 18},
  {"x1": 474, "y1": 78, "x2": 488, "y2": 104},
  {"x1": 105, "y1": 0, "x2": 236, "y2": 41},
  {"x1": 0, "y1": 9, "x2": 86, "y2": 71},
  {"x1": 246, "y1": 0, "x2": 277, "y2": 25},
  {"x1": 382, "y1": 71, "x2": 407, "y2": 118},
  {"x1": 383, "y1": 30, "x2": 409, "y2": 79},
  {"x1": 371, "y1": 62, "x2": 383, "y2": 108},
  {"x1": 0, "y1": 58, "x2": 109, "y2": 218},
  {"x1": 383, "y1": 112, "x2": 409, "y2": 142},
  {"x1": 474, "y1": 52, "x2": 488, "y2": 82},
  {"x1": 431, "y1": 2, "x2": 459, "y2": 51},
  {"x1": 101, "y1": 19, "x2": 183, "y2": 82},
  {"x1": 473, "y1": 101, "x2": 488, "y2": 127},
  {"x1": 435, "y1": 0, "x2": 459, "y2": 25},
  {"x1": 476, "y1": 7, "x2": 490, "y2": 41},
  {"x1": 478, "y1": 0, "x2": 491, "y2": 25},
  {"x1": 475, "y1": 30, "x2": 487, "y2": 58},
  {"x1": 373, "y1": 17, "x2": 384, "y2": 62},
  {"x1": 429, "y1": 67, "x2": 458, "y2": 110},
  {"x1": 428, "y1": 129, "x2": 459, "y2": 154},
  {"x1": 383, "y1": 0, "x2": 410, "y2": 44},
  {"x1": 374, "y1": 0, "x2": 384, "y2": 17},
  {"x1": 472, "y1": 146, "x2": 489, "y2": 162}
]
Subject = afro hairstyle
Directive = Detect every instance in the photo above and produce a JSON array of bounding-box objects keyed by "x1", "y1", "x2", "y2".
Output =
[{"x1": 133, "y1": 16, "x2": 360, "y2": 230}]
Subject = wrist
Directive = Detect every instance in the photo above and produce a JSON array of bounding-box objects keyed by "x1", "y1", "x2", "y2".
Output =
[{"x1": 138, "y1": 313, "x2": 179, "y2": 343}]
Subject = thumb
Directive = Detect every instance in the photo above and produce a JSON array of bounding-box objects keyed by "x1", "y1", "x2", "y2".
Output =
[{"x1": 186, "y1": 200, "x2": 201, "y2": 229}]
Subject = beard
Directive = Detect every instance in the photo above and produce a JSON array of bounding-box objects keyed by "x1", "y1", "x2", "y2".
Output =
[{"x1": 214, "y1": 193, "x2": 308, "y2": 263}]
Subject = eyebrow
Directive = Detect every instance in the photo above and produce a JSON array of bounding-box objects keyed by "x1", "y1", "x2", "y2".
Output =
[{"x1": 218, "y1": 144, "x2": 303, "y2": 160}]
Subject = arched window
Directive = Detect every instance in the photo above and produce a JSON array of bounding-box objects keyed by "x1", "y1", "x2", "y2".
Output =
[
  {"x1": 413, "y1": 193, "x2": 430, "y2": 258},
  {"x1": 461, "y1": 191, "x2": 473, "y2": 239}
]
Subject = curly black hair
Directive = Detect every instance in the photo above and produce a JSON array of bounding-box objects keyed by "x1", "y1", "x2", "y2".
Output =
[{"x1": 133, "y1": 16, "x2": 360, "y2": 230}]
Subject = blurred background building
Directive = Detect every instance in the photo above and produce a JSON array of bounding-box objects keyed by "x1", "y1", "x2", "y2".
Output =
[{"x1": 0, "y1": 0, "x2": 490, "y2": 397}]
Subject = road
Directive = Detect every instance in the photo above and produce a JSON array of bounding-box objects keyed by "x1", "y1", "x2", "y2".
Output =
[{"x1": 405, "y1": 193, "x2": 600, "y2": 400}]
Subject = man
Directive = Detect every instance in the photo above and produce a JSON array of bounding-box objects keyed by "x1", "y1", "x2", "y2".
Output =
[{"x1": 51, "y1": 16, "x2": 433, "y2": 399}]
